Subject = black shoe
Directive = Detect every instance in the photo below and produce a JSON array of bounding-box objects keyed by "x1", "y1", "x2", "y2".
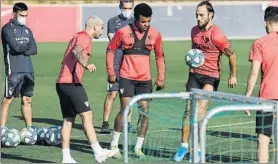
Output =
[
  {"x1": 100, "y1": 123, "x2": 111, "y2": 134},
  {"x1": 128, "y1": 124, "x2": 137, "y2": 133}
]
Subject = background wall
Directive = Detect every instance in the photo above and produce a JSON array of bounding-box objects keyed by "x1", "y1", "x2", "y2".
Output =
[{"x1": 1, "y1": 2, "x2": 270, "y2": 42}]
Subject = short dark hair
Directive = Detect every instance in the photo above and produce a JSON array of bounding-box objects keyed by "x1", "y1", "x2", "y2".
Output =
[
  {"x1": 197, "y1": 0, "x2": 214, "y2": 18},
  {"x1": 13, "y1": 2, "x2": 28, "y2": 13},
  {"x1": 264, "y1": 6, "x2": 278, "y2": 22},
  {"x1": 119, "y1": 0, "x2": 134, "y2": 7},
  {"x1": 134, "y1": 3, "x2": 152, "y2": 20}
]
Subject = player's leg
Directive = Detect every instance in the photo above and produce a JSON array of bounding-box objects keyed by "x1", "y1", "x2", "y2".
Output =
[
  {"x1": 56, "y1": 83, "x2": 77, "y2": 163},
  {"x1": 100, "y1": 83, "x2": 118, "y2": 134},
  {"x1": 61, "y1": 117, "x2": 76, "y2": 163},
  {"x1": 188, "y1": 75, "x2": 220, "y2": 163},
  {"x1": 1, "y1": 73, "x2": 24, "y2": 128},
  {"x1": 133, "y1": 80, "x2": 152, "y2": 157},
  {"x1": 20, "y1": 73, "x2": 35, "y2": 127},
  {"x1": 70, "y1": 84, "x2": 115, "y2": 163},
  {"x1": 110, "y1": 78, "x2": 135, "y2": 158},
  {"x1": 1, "y1": 97, "x2": 14, "y2": 127},
  {"x1": 174, "y1": 73, "x2": 201, "y2": 162},
  {"x1": 256, "y1": 111, "x2": 273, "y2": 163},
  {"x1": 257, "y1": 134, "x2": 271, "y2": 163},
  {"x1": 21, "y1": 96, "x2": 32, "y2": 127}
]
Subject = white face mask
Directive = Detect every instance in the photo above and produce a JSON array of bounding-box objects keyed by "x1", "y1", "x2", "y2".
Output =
[
  {"x1": 17, "y1": 16, "x2": 26, "y2": 25},
  {"x1": 121, "y1": 9, "x2": 132, "y2": 18}
]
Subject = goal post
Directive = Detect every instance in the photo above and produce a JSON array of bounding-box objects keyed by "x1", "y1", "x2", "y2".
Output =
[{"x1": 190, "y1": 88, "x2": 278, "y2": 163}]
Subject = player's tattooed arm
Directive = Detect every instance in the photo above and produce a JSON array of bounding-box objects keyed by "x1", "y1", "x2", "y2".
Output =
[
  {"x1": 72, "y1": 45, "x2": 87, "y2": 68},
  {"x1": 224, "y1": 47, "x2": 237, "y2": 77},
  {"x1": 245, "y1": 60, "x2": 261, "y2": 97}
]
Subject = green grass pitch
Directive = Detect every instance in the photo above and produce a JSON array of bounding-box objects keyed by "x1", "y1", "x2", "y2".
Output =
[{"x1": 1, "y1": 40, "x2": 268, "y2": 163}]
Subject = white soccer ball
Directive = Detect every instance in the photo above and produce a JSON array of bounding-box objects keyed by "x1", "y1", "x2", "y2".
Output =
[
  {"x1": 45, "y1": 128, "x2": 61, "y2": 146},
  {"x1": 185, "y1": 49, "x2": 205, "y2": 68},
  {"x1": 2, "y1": 129, "x2": 21, "y2": 147},
  {"x1": 49, "y1": 125, "x2": 62, "y2": 131},
  {"x1": 21, "y1": 127, "x2": 38, "y2": 145},
  {"x1": 36, "y1": 127, "x2": 48, "y2": 142}
]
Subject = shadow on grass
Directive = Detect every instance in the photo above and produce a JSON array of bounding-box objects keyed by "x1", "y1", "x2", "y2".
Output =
[
  {"x1": 1, "y1": 152, "x2": 55, "y2": 163},
  {"x1": 206, "y1": 153, "x2": 254, "y2": 163},
  {"x1": 207, "y1": 130, "x2": 273, "y2": 144},
  {"x1": 13, "y1": 116, "x2": 104, "y2": 133}
]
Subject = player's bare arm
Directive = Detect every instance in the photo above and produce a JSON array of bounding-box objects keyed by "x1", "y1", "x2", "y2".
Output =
[
  {"x1": 224, "y1": 47, "x2": 237, "y2": 88},
  {"x1": 244, "y1": 60, "x2": 261, "y2": 116},
  {"x1": 72, "y1": 45, "x2": 96, "y2": 72}
]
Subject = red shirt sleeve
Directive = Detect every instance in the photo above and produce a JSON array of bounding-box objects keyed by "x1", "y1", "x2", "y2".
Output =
[
  {"x1": 106, "y1": 30, "x2": 122, "y2": 76},
  {"x1": 249, "y1": 40, "x2": 263, "y2": 62},
  {"x1": 154, "y1": 32, "x2": 165, "y2": 81},
  {"x1": 212, "y1": 27, "x2": 230, "y2": 52}
]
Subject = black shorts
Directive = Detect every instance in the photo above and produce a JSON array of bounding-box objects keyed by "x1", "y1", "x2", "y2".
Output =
[
  {"x1": 186, "y1": 72, "x2": 220, "y2": 91},
  {"x1": 56, "y1": 83, "x2": 90, "y2": 118},
  {"x1": 119, "y1": 77, "x2": 152, "y2": 98},
  {"x1": 107, "y1": 81, "x2": 119, "y2": 92},
  {"x1": 4, "y1": 73, "x2": 34, "y2": 98},
  {"x1": 256, "y1": 111, "x2": 274, "y2": 137}
]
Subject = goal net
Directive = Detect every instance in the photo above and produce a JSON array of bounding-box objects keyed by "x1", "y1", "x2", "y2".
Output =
[{"x1": 122, "y1": 89, "x2": 278, "y2": 163}]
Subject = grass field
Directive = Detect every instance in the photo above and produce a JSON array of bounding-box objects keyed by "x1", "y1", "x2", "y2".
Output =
[{"x1": 1, "y1": 40, "x2": 269, "y2": 163}]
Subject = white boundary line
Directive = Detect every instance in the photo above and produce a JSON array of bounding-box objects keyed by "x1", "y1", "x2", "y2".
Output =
[{"x1": 207, "y1": 121, "x2": 255, "y2": 129}]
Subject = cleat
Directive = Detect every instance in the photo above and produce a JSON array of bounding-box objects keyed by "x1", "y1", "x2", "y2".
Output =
[
  {"x1": 95, "y1": 148, "x2": 114, "y2": 163},
  {"x1": 62, "y1": 158, "x2": 77, "y2": 163},
  {"x1": 100, "y1": 123, "x2": 111, "y2": 135},
  {"x1": 128, "y1": 124, "x2": 137, "y2": 133},
  {"x1": 173, "y1": 145, "x2": 189, "y2": 162},
  {"x1": 134, "y1": 149, "x2": 145, "y2": 158},
  {"x1": 110, "y1": 145, "x2": 122, "y2": 159}
]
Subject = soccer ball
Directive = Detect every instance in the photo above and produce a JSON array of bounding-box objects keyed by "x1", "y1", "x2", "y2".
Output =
[
  {"x1": 185, "y1": 49, "x2": 205, "y2": 68},
  {"x1": 45, "y1": 127, "x2": 61, "y2": 146},
  {"x1": 2, "y1": 129, "x2": 21, "y2": 147},
  {"x1": 36, "y1": 127, "x2": 48, "y2": 142},
  {"x1": 49, "y1": 125, "x2": 62, "y2": 131},
  {"x1": 21, "y1": 127, "x2": 38, "y2": 145}
]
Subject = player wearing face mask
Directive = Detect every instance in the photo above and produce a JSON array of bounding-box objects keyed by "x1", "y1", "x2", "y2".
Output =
[
  {"x1": 100, "y1": 0, "x2": 135, "y2": 135},
  {"x1": 1, "y1": 2, "x2": 37, "y2": 131}
]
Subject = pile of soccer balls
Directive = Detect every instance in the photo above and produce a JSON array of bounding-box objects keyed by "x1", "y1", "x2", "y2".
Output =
[
  {"x1": 1, "y1": 125, "x2": 62, "y2": 147},
  {"x1": 185, "y1": 49, "x2": 205, "y2": 68}
]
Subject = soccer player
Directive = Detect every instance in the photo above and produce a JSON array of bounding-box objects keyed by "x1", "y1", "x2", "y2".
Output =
[
  {"x1": 245, "y1": 6, "x2": 278, "y2": 163},
  {"x1": 100, "y1": 0, "x2": 135, "y2": 134},
  {"x1": 106, "y1": 3, "x2": 165, "y2": 158},
  {"x1": 1, "y1": 2, "x2": 37, "y2": 129},
  {"x1": 174, "y1": 1, "x2": 237, "y2": 162},
  {"x1": 56, "y1": 16, "x2": 115, "y2": 163}
]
